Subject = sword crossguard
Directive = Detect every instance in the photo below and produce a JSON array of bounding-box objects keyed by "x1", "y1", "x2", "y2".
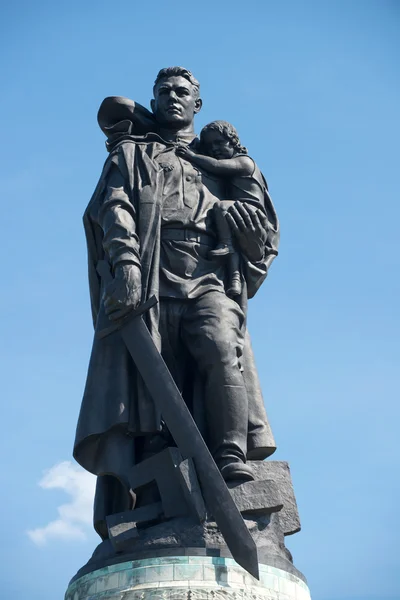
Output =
[{"x1": 96, "y1": 260, "x2": 158, "y2": 339}]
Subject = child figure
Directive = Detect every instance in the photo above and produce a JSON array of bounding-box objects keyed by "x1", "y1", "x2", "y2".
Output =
[{"x1": 176, "y1": 120, "x2": 266, "y2": 297}]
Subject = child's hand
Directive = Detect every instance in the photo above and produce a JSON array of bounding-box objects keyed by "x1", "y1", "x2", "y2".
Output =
[{"x1": 176, "y1": 143, "x2": 194, "y2": 160}]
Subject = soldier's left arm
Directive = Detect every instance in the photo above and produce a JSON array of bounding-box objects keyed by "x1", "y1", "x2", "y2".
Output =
[{"x1": 226, "y1": 199, "x2": 279, "y2": 298}]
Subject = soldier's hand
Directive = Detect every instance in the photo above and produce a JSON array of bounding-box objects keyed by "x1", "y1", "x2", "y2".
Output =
[
  {"x1": 104, "y1": 263, "x2": 142, "y2": 321},
  {"x1": 226, "y1": 202, "x2": 269, "y2": 262}
]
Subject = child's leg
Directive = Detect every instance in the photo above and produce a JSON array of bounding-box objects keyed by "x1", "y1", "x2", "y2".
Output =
[
  {"x1": 226, "y1": 252, "x2": 242, "y2": 297},
  {"x1": 209, "y1": 201, "x2": 235, "y2": 257}
]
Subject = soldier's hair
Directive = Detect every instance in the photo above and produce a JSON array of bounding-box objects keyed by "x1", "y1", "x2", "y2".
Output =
[
  {"x1": 200, "y1": 121, "x2": 248, "y2": 154},
  {"x1": 153, "y1": 67, "x2": 200, "y2": 99}
]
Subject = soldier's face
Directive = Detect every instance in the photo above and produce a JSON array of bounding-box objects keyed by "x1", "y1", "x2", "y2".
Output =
[{"x1": 152, "y1": 76, "x2": 202, "y2": 128}]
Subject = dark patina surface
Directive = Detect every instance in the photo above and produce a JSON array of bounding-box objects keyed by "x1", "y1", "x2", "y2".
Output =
[{"x1": 72, "y1": 67, "x2": 295, "y2": 581}]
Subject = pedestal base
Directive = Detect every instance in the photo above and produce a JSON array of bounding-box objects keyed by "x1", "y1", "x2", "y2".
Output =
[{"x1": 65, "y1": 556, "x2": 311, "y2": 600}]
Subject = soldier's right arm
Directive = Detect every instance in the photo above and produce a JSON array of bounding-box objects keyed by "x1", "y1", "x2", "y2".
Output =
[
  {"x1": 96, "y1": 162, "x2": 142, "y2": 318},
  {"x1": 97, "y1": 163, "x2": 141, "y2": 270}
]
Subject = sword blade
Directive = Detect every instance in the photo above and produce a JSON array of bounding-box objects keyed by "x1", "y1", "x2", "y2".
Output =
[{"x1": 120, "y1": 315, "x2": 259, "y2": 579}]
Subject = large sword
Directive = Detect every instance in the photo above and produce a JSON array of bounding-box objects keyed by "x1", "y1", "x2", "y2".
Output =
[{"x1": 96, "y1": 261, "x2": 259, "y2": 580}]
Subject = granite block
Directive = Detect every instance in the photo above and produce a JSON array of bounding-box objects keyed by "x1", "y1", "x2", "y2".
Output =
[
  {"x1": 95, "y1": 573, "x2": 119, "y2": 593},
  {"x1": 259, "y1": 572, "x2": 279, "y2": 592},
  {"x1": 162, "y1": 580, "x2": 190, "y2": 588},
  {"x1": 296, "y1": 586, "x2": 313, "y2": 600},
  {"x1": 188, "y1": 580, "x2": 219, "y2": 589},
  {"x1": 248, "y1": 461, "x2": 301, "y2": 536},
  {"x1": 188, "y1": 556, "x2": 211, "y2": 564},
  {"x1": 211, "y1": 557, "x2": 227, "y2": 565},
  {"x1": 146, "y1": 565, "x2": 175, "y2": 583},
  {"x1": 226, "y1": 569, "x2": 245, "y2": 585},
  {"x1": 203, "y1": 565, "x2": 218, "y2": 581},
  {"x1": 65, "y1": 555, "x2": 311, "y2": 600},
  {"x1": 78, "y1": 579, "x2": 97, "y2": 597},
  {"x1": 118, "y1": 569, "x2": 131, "y2": 589},
  {"x1": 111, "y1": 561, "x2": 132, "y2": 572},
  {"x1": 133, "y1": 582, "x2": 161, "y2": 590},
  {"x1": 158, "y1": 556, "x2": 189, "y2": 565},
  {"x1": 174, "y1": 564, "x2": 203, "y2": 581},
  {"x1": 213, "y1": 565, "x2": 228, "y2": 584},
  {"x1": 228, "y1": 479, "x2": 282, "y2": 516},
  {"x1": 279, "y1": 577, "x2": 297, "y2": 598},
  {"x1": 125, "y1": 566, "x2": 148, "y2": 586}
]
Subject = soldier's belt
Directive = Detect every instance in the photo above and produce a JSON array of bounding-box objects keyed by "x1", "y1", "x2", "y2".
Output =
[{"x1": 161, "y1": 228, "x2": 215, "y2": 246}]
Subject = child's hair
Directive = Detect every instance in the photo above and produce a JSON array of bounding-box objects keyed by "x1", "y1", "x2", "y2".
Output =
[{"x1": 200, "y1": 120, "x2": 248, "y2": 154}]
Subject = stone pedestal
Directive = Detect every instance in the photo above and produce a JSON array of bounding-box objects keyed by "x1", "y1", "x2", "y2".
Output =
[
  {"x1": 65, "y1": 460, "x2": 311, "y2": 598},
  {"x1": 65, "y1": 556, "x2": 311, "y2": 600}
]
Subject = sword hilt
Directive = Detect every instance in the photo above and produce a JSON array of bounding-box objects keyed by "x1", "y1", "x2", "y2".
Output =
[{"x1": 96, "y1": 260, "x2": 158, "y2": 339}]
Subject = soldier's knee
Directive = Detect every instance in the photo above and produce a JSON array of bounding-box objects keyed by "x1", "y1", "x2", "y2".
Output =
[{"x1": 200, "y1": 331, "x2": 238, "y2": 369}]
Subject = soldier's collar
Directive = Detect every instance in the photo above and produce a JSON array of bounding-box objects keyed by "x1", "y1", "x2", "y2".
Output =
[
  {"x1": 156, "y1": 130, "x2": 197, "y2": 145},
  {"x1": 106, "y1": 130, "x2": 199, "y2": 153}
]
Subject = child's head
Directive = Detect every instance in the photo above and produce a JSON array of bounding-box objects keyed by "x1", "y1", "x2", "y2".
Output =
[{"x1": 200, "y1": 121, "x2": 247, "y2": 159}]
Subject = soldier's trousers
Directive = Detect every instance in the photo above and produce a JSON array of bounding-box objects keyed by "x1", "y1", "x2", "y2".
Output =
[{"x1": 159, "y1": 290, "x2": 249, "y2": 468}]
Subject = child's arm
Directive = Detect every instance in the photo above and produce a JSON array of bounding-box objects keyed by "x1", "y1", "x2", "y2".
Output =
[{"x1": 176, "y1": 144, "x2": 253, "y2": 177}]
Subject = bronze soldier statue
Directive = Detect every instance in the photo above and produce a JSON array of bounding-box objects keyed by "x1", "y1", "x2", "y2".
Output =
[{"x1": 74, "y1": 66, "x2": 279, "y2": 542}]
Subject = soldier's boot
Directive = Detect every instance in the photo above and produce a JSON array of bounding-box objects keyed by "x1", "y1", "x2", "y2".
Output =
[{"x1": 207, "y1": 384, "x2": 254, "y2": 483}]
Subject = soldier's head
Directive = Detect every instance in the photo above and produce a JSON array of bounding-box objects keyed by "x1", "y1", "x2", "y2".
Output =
[{"x1": 151, "y1": 67, "x2": 202, "y2": 130}]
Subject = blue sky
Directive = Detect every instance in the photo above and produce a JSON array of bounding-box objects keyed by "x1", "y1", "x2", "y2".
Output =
[{"x1": 0, "y1": 1, "x2": 399, "y2": 599}]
